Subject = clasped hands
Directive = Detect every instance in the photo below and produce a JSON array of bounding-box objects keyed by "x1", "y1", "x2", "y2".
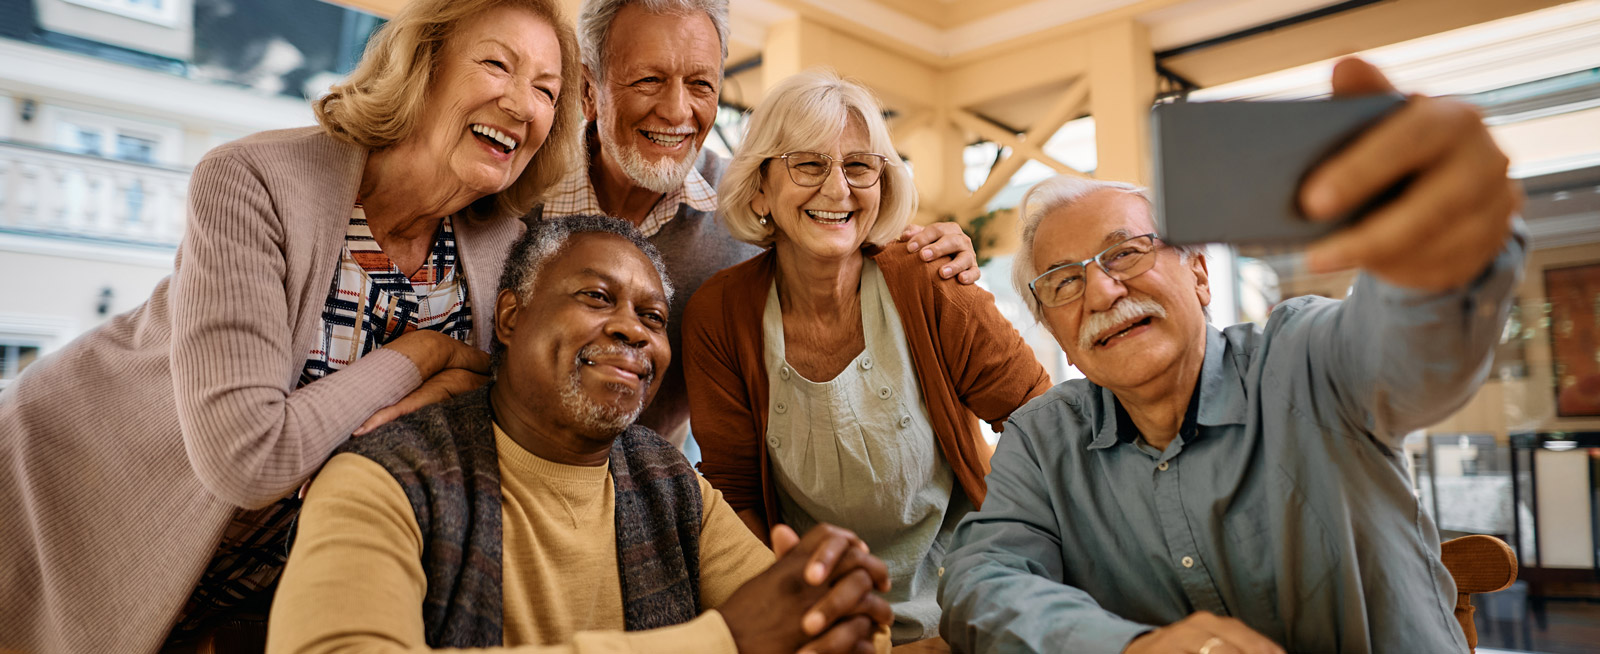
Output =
[{"x1": 721, "y1": 523, "x2": 893, "y2": 654}]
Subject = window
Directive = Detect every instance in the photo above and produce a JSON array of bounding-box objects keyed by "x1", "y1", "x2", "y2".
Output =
[
  {"x1": 0, "y1": 343, "x2": 41, "y2": 387},
  {"x1": 115, "y1": 134, "x2": 158, "y2": 164},
  {"x1": 61, "y1": 0, "x2": 182, "y2": 27},
  {"x1": 44, "y1": 106, "x2": 181, "y2": 166}
]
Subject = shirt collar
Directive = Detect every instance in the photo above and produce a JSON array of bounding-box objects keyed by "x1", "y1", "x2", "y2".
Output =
[
  {"x1": 542, "y1": 126, "x2": 718, "y2": 234},
  {"x1": 1087, "y1": 324, "x2": 1247, "y2": 451}
]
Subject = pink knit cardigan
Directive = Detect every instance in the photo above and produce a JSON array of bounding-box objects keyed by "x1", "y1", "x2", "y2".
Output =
[{"x1": 0, "y1": 127, "x2": 524, "y2": 653}]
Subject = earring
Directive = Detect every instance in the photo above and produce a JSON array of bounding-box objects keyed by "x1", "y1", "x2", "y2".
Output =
[{"x1": 759, "y1": 215, "x2": 769, "y2": 226}]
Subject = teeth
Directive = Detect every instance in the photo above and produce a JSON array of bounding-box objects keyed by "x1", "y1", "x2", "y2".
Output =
[
  {"x1": 641, "y1": 130, "x2": 688, "y2": 146},
  {"x1": 805, "y1": 210, "x2": 851, "y2": 224},
  {"x1": 471, "y1": 124, "x2": 518, "y2": 152}
]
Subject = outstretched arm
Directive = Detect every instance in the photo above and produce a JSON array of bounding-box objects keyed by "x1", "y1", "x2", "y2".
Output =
[{"x1": 1283, "y1": 59, "x2": 1525, "y2": 448}]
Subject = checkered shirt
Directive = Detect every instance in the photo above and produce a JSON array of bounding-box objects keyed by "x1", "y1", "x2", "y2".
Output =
[
  {"x1": 163, "y1": 205, "x2": 473, "y2": 645},
  {"x1": 540, "y1": 157, "x2": 717, "y2": 237}
]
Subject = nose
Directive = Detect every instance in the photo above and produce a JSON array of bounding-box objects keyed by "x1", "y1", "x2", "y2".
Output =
[
  {"x1": 1080, "y1": 260, "x2": 1128, "y2": 313},
  {"x1": 818, "y1": 161, "x2": 851, "y2": 200},
  {"x1": 499, "y1": 83, "x2": 536, "y2": 124},
  {"x1": 655, "y1": 80, "x2": 693, "y2": 126},
  {"x1": 604, "y1": 307, "x2": 650, "y2": 349}
]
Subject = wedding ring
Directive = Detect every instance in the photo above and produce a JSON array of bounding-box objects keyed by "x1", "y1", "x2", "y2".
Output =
[{"x1": 1198, "y1": 637, "x2": 1225, "y2": 654}]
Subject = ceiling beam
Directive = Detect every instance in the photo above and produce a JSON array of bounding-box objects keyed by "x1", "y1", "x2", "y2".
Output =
[{"x1": 1160, "y1": 0, "x2": 1571, "y2": 89}]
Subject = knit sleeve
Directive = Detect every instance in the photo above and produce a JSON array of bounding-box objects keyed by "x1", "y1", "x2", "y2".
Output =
[
  {"x1": 682, "y1": 276, "x2": 766, "y2": 517},
  {"x1": 935, "y1": 273, "x2": 1053, "y2": 428},
  {"x1": 170, "y1": 148, "x2": 423, "y2": 509},
  {"x1": 696, "y1": 473, "x2": 774, "y2": 611}
]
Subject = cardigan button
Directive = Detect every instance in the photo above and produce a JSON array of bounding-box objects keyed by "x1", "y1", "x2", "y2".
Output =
[
  {"x1": 878, "y1": 386, "x2": 892, "y2": 400},
  {"x1": 898, "y1": 415, "x2": 911, "y2": 428},
  {"x1": 768, "y1": 435, "x2": 781, "y2": 449},
  {"x1": 775, "y1": 401, "x2": 788, "y2": 414},
  {"x1": 860, "y1": 357, "x2": 873, "y2": 371},
  {"x1": 780, "y1": 366, "x2": 791, "y2": 381}
]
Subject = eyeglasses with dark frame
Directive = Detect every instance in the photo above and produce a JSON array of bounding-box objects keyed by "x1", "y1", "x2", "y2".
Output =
[
  {"x1": 772, "y1": 151, "x2": 891, "y2": 189},
  {"x1": 1027, "y1": 233, "x2": 1163, "y2": 308}
]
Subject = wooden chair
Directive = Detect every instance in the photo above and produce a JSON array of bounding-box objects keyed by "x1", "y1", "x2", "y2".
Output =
[{"x1": 1440, "y1": 534, "x2": 1519, "y2": 652}]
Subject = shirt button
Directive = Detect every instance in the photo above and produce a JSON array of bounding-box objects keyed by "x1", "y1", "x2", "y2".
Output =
[
  {"x1": 768, "y1": 435, "x2": 781, "y2": 449},
  {"x1": 1157, "y1": 461, "x2": 1169, "y2": 472},
  {"x1": 878, "y1": 386, "x2": 892, "y2": 399},
  {"x1": 779, "y1": 366, "x2": 791, "y2": 381},
  {"x1": 774, "y1": 401, "x2": 787, "y2": 414},
  {"x1": 860, "y1": 357, "x2": 873, "y2": 370},
  {"x1": 898, "y1": 415, "x2": 911, "y2": 428},
  {"x1": 1181, "y1": 556, "x2": 1195, "y2": 568}
]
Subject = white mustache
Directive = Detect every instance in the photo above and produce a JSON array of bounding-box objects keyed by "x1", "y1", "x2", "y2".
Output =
[{"x1": 1077, "y1": 296, "x2": 1168, "y2": 350}]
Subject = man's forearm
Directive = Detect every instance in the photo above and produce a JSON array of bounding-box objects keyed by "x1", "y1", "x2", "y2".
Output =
[{"x1": 940, "y1": 548, "x2": 1151, "y2": 654}]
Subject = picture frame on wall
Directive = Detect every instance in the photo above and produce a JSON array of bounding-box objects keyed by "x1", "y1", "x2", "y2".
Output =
[{"x1": 1546, "y1": 261, "x2": 1600, "y2": 417}]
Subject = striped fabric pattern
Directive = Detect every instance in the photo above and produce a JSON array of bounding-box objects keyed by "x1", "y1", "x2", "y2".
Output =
[{"x1": 301, "y1": 206, "x2": 473, "y2": 383}]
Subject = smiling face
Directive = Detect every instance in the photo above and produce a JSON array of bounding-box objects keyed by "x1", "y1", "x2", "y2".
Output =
[
  {"x1": 493, "y1": 232, "x2": 672, "y2": 440},
  {"x1": 1032, "y1": 190, "x2": 1212, "y2": 393},
  {"x1": 585, "y1": 5, "x2": 722, "y2": 193},
  {"x1": 409, "y1": 5, "x2": 563, "y2": 199},
  {"x1": 751, "y1": 118, "x2": 882, "y2": 263}
]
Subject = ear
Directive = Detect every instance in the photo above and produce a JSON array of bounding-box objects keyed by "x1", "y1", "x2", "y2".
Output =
[
  {"x1": 1188, "y1": 250, "x2": 1212, "y2": 308},
  {"x1": 750, "y1": 185, "x2": 770, "y2": 221},
  {"x1": 581, "y1": 67, "x2": 599, "y2": 123},
  {"x1": 494, "y1": 288, "x2": 523, "y2": 350}
]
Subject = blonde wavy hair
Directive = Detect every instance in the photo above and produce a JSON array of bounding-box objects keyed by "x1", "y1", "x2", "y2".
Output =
[
  {"x1": 718, "y1": 68, "x2": 916, "y2": 248},
  {"x1": 314, "y1": 0, "x2": 582, "y2": 221}
]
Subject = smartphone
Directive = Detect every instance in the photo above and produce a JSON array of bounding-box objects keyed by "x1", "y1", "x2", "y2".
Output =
[{"x1": 1150, "y1": 95, "x2": 1406, "y2": 246}]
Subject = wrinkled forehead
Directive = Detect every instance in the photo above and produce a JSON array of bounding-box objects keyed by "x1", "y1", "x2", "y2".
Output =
[
  {"x1": 1034, "y1": 191, "x2": 1156, "y2": 266},
  {"x1": 548, "y1": 233, "x2": 667, "y2": 300}
]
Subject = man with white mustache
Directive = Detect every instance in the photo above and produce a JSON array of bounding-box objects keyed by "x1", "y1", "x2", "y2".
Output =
[
  {"x1": 530, "y1": 0, "x2": 983, "y2": 449},
  {"x1": 938, "y1": 60, "x2": 1525, "y2": 653}
]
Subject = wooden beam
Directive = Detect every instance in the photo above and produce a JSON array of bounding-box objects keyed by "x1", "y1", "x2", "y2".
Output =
[
  {"x1": 1160, "y1": 0, "x2": 1570, "y2": 89},
  {"x1": 945, "y1": 37, "x2": 1088, "y2": 110},
  {"x1": 1088, "y1": 19, "x2": 1156, "y2": 184}
]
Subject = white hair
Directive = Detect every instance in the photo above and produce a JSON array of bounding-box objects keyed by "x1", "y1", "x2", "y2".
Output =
[
  {"x1": 1011, "y1": 174, "x2": 1203, "y2": 323},
  {"x1": 579, "y1": 0, "x2": 729, "y2": 81}
]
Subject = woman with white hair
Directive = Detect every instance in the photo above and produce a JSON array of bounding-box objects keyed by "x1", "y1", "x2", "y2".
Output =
[
  {"x1": 683, "y1": 69, "x2": 1052, "y2": 644},
  {"x1": 0, "y1": 0, "x2": 582, "y2": 650}
]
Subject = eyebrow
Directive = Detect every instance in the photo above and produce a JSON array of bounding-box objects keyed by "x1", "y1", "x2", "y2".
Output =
[
  {"x1": 1040, "y1": 229, "x2": 1141, "y2": 271},
  {"x1": 577, "y1": 268, "x2": 667, "y2": 304}
]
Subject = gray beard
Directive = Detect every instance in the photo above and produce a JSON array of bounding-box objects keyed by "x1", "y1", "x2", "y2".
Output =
[
  {"x1": 558, "y1": 345, "x2": 652, "y2": 435},
  {"x1": 597, "y1": 116, "x2": 698, "y2": 193}
]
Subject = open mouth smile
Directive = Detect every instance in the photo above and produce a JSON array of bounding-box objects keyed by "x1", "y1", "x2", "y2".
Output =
[
  {"x1": 1093, "y1": 316, "x2": 1154, "y2": 348},
  {"x1": 639, "y1": 129, "x2": 691, "y2": 148},
  {"x1": 470, "y1": 123, "x2": 520, "y2": 154},
  {"x1": 805, "y1": 210, "x2": 852, "y2": 225}
]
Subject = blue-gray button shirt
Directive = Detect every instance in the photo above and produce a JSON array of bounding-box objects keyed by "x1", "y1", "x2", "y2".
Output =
[{"x1": 938, "y1": 234, "x2": 1524, "y2": 654}]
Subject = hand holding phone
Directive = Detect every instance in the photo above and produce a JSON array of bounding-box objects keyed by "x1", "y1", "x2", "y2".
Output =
[{"x1": 1152, "y1": 58, "x2": 1519, "y2": 292}]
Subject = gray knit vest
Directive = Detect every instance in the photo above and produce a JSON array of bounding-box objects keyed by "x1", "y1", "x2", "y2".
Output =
[{"x1": 337, "y1": 386, "x2": 703, "y2": 647}]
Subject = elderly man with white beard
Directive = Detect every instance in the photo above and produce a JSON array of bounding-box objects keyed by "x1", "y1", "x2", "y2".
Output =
[
  {"x1": 529, "y1": 0, "x2": 983, "y2": 448},
  {"x1": 937, "y1": 59, "x2": 1525, "y2": 654}
]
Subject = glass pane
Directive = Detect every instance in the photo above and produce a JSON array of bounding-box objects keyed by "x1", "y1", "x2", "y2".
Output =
[
  {"x1": 57, "y1": 124, "x2": 104, "y2": 156},
  {"x1": 115, "y1": 134, "x2": 158, "y2": 164}
]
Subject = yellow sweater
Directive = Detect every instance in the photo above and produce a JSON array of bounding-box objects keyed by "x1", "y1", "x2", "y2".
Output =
[{"x1": 267, "y1": 425, "x2": 774, "y2": 654}]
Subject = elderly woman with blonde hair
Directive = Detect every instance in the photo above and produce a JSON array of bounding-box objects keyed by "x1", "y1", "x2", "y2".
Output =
[
  {"x1": 0, "y1": 0, "x2": 581, "y2": 651},
  {"x1": 683, "y1": 69, "x2": 1052, "y2": 644}
]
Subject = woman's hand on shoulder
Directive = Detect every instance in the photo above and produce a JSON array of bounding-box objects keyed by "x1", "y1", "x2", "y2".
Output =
[
  {"x1": 354, "y1": 367, "x2": 489, "y2": 435},
  {"x1": 383, "y1": 330, "x2": 490, "y2": 380},
  {"x1": 899, "y1": 222, "x2": 980, "y2": 285}
]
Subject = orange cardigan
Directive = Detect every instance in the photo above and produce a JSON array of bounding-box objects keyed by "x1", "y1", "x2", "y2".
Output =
[{"x1": 683, "y1": 245, "x2": 1053, "y2": 528}]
